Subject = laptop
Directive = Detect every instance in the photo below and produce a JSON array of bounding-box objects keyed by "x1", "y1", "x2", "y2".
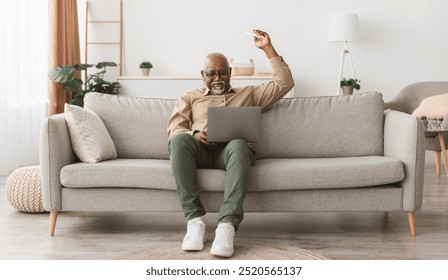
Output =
[{"x1": 207, "y1": 106, "x2": 262, "y2": 143}]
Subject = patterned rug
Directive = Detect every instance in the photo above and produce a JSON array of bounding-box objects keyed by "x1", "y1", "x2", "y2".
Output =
[{"x1": 115, "y1": 239, "x2": 328, "y2": 260}]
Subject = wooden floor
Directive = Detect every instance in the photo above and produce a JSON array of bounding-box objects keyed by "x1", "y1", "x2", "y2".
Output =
[{"x1": 1, "y1": 152, "x2": 448, "y2": 260}]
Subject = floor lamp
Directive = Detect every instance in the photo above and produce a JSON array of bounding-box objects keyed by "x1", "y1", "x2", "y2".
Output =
[{"x1": 328, "y1": 13, "x2": 361, "y2": 95}]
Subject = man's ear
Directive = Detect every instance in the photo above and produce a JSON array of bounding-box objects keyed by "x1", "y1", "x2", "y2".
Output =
[
  {"x1": 228, "y1": 67, "x2": 232, "y2": 77},
  {"x1": 201, "y1": 70, "x2": 205, "y2": 79}
]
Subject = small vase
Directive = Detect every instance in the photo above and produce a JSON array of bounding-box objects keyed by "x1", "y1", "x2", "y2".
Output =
[
  {"x1": 341, "y1": 86, "x2": 354, "y2": 95},
  {"x1": 141, "y1": 68, "x2": 150, "y2": 76}
]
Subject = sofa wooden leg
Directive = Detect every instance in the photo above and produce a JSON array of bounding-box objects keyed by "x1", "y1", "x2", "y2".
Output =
[
  {"x1": 434, "y1": 151, "x2": 441, "y2": 175},
  {"x1": 407, "y1": 212, "x2": 416, "y2": 237},
  {"x1": 49, "y1": 211, "x2": 58, "y2": 236}
]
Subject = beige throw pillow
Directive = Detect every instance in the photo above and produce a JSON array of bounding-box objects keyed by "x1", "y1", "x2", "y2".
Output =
[
  {"x1": 64, "y1": 104, "x2": 117, "y2": 163},
  {"x1": 412, "y1": 93, "x2": 448, "y2": 119}
]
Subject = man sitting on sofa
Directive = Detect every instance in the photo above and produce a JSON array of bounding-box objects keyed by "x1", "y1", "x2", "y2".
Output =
[{"x1": 167, "y1": 29, "x2": 294, "y2": 257}]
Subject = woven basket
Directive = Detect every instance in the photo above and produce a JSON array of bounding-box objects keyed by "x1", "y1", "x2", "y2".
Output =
[{"x1": 6, "y1": 165, "x2": 45, "y2": 213}]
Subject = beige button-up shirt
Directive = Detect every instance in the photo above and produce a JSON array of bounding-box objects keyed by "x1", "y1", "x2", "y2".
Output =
[{"x1": 167, "y1": 56, "x2": 294, "y2": 140}]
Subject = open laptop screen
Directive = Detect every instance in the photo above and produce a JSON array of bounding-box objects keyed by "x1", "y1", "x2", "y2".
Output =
[{"x1": 207, "y1": 106, "x2": 262, "y2": 143}]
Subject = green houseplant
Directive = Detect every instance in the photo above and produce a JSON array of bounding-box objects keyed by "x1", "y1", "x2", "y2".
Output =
[
  {"x1": 139, "y1": 61, "x2": 153, "y2": 76},
  {"x1": 340, "y1": 77, "x2": 361, "y2": 95},
  {"x1": 48, "y1": 61, "x2": 120, "y2": 107}
]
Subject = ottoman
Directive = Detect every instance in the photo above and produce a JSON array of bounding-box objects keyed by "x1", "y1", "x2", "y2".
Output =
[{"x1": 6, "y1": 165, "x2": 45, "y2": 213}]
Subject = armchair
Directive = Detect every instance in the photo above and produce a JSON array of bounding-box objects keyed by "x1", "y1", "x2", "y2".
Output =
[{"x1": 385, "y1": 81, "x2": 448, "y2": 175}]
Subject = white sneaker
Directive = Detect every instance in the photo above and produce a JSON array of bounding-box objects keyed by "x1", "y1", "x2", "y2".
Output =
[
  {"x1": 210, "y1": 222, "x2": 235, "y2": 257},
  {"x1": 182, "y1": 217, "x2": 206, "y2": 251}
]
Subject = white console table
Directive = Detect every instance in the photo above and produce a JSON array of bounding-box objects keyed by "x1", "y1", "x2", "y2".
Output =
[{"x1": 117, "y1": 75, "x2": 293, "y2": 99}]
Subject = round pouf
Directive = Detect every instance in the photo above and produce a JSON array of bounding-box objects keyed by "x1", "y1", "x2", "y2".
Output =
[{"x1": 6, "y1": 165, "x2": 45, "y2": 213}]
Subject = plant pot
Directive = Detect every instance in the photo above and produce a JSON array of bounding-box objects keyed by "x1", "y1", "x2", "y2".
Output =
[
  {"x1": 341, "y1": 85, "x2": 354, "y2": 95},
  {"x1": 141, "y1": 68, "x2": 150, "y2": 76}
]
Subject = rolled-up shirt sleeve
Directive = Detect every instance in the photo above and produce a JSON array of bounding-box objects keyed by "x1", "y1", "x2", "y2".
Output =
[
  {"x1": 167, "y1": 96, "x2": 195, "y2": 140},
  {"x1": 252, "y1": 56, "x2": 295, "y2": 111}
]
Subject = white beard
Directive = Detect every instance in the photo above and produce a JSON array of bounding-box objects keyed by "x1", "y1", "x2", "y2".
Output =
[{"x1": 211, "y1": 81, "x2": 225, "y2": 95}]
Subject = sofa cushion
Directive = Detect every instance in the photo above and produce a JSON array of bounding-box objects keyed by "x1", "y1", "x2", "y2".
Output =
[
  {"x1": 64, "y1": 104, "x2": 117, "y2": 163},
  {"x1": 60, "y1": 156, "x2": 404, "y2": 191},
  {"x1": 254, "y1": 92, "x2": 385, "y2": 159},
  {"x1": 411, "y1": 93, "x2": 448, "y2": 119},
  {"x1": 84, "y1": 92, "x2": 176, "y2": 159},
  {"x1": 249, "y1": 157, "x2": 404, "y2": 191}
]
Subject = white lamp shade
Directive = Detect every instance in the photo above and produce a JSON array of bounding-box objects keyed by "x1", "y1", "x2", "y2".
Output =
[{"x1": 328, "y1": 13, "x2": 360, "y2": 42}]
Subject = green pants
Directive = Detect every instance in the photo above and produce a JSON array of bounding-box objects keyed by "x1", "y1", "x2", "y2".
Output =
[{"x1": 168, "y1": 133, "x2": 255, "y2": 229}]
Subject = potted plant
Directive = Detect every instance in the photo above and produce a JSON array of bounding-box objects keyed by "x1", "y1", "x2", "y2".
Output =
[
  {"x1": 48, "y1": 61, "x2": 120, "y2": 107},
  {"x1": 139, "y1": 61, "x2": 153, "y2": 76},
  {"x1": 340, "y1": 77, "x2": 361, "y2": 95}
]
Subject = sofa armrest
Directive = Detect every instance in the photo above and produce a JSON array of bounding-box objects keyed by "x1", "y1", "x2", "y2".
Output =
[
  {"x1": 39, "y1": 113, "x2": 78, "y2": 211},
  {"x1": 384, "y1": 109, "x2": 426, "y2": 211}
]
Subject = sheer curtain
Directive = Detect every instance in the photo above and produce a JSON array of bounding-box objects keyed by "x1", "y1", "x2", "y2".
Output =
[{"x1": 0, "y1": 0, "x2": 48, "y2": 175}]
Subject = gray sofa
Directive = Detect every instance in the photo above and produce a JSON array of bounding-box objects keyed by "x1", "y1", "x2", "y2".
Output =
[{"x1": 40, "y1": 91, "x2": 425, "y2": 236}]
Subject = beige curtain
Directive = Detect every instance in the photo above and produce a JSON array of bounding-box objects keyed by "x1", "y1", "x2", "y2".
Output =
[{"x1": 48, "y1": 0, "x2": 81, "y2": 116}]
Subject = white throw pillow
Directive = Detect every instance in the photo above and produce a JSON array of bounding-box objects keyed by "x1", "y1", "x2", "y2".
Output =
[
  {"x1": 412, "y1": 93, "x2": 448, "y2": 119},
  {"x1": 64, "y1": 104, "x2": 117, "y2": 163}
]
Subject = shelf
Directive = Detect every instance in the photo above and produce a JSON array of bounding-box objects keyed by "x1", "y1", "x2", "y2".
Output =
[
  {"x1": 116, "y1": 75, "x2": 292, "y2": 99},
  {"x1": 118, "y1": 75, "x2": 273, "y2": 81}
]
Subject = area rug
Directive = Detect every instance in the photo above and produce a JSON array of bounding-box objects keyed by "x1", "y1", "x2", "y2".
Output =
[{"x1": 115, "y1": 239, "x2": 328, "y2": 260}]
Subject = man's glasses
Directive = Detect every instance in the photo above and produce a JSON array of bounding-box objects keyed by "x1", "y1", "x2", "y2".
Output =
[{"x1": 204, "y1": 70, "x2": 230, "y2": 79}]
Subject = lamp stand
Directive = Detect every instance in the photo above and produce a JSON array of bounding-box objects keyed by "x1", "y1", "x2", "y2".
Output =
[{"x1": 337, "y1": 41, "x2": 356, "y2": 95}]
